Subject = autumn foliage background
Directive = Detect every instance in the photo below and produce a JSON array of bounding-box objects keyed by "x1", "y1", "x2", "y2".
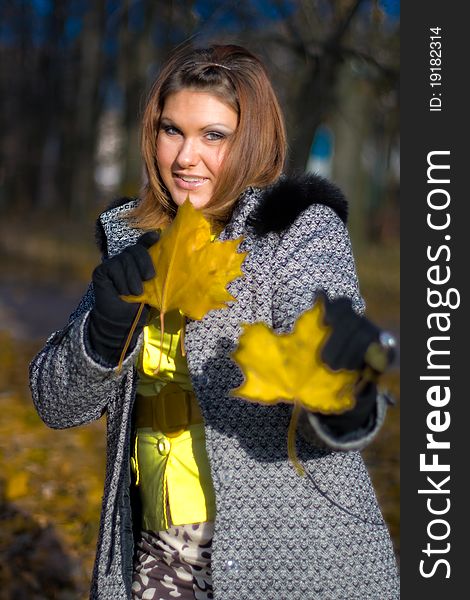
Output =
[{"x1": 0, "y1": 1, "x2": 399, "y2": 598}]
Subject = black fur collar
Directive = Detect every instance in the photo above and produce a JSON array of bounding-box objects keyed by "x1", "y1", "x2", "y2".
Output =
[{"x1": 248, "y1": 173, "x2": 348, "y2": 235}]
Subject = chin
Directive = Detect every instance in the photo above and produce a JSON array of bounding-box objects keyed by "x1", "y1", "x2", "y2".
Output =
[
  {"x1": 173, "y1": 190, "x2": 211, "y2": 209},
  {"x1": 190, "y1": 198, "x2": 211, "y2": 209}
]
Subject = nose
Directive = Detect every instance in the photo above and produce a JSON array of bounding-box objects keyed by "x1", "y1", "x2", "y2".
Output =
[{"x1": 175, "y1": 138, "x2": 199, "y2": 168}]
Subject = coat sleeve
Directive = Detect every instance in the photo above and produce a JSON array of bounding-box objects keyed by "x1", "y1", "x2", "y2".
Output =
[
  {"x1": 271, "y1": 202, "x2": 388, "y2": 451},
  {"x1": 29, "y1": 269, "x2": 141, "y2": 431}
]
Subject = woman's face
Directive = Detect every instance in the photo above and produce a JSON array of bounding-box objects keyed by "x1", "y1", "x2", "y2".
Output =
[{"x1": 156, "y1": 89, "x2": 238, "y2": 209}]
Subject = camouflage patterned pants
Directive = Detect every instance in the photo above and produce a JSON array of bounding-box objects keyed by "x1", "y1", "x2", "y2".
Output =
[{"x1": 132, "y1": 522, "x2": 214, "y2": 599}]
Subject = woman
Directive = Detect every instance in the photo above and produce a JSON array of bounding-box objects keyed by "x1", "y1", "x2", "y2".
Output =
[{"x1": 30, "y1": 44, "x2": 399, "y2": 599}]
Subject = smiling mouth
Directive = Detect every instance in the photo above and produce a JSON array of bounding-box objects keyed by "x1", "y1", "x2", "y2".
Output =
[
  {"x1": 173, "y1": 174, "x2": 208, "y2": 189},
  {"x1": 177, "y1": 175, "x2": 206, "y2": 182}
]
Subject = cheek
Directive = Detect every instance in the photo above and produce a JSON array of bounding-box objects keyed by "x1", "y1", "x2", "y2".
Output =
[
  {"x1": 210, "y1": 146, "x2": 228, "y2": 175},
  {"x1": 156, "y1": 138, "x2": 172, "y2": 171}
]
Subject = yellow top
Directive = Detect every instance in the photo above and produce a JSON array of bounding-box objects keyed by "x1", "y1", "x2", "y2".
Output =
[
  {"x1": 138, "y1": 308, "x2": 192, "y2": 393},
  {"x1": 132, "y1": 308, "x2": 216, "y2": 531}
]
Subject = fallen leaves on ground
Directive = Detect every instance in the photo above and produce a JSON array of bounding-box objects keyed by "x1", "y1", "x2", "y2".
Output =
[{"x1": 0, "y1": 332, "x2": 105, "y2": 599}]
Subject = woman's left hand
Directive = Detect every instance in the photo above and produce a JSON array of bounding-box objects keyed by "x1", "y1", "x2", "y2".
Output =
[{"x1": 317, "y1": 293, "x2": 396, "y2": 436}]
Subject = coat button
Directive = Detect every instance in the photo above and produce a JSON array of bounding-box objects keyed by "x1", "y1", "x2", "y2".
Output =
[{"x1": 155, "y1": 437, "x2": 170, "y2": 456}]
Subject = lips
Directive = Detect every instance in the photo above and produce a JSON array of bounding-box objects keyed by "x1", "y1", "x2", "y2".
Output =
[{"x1": 173, "y1": 174, "x2": 208, "y2": 190}]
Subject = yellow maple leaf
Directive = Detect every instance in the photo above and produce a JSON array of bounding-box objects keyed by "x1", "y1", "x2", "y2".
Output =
[
  {"x1": 230, "y1": 297, "x2": 360, "y2": 475},
  {"x1": 119, "y1": 198, "x2": 247, "y2": 370},
  {"x1": 231, "y1": 298, "x2": 358, "y2": 413},
  {"x1": 122, "y1": 198, "x2": 246, "y2": 318}
]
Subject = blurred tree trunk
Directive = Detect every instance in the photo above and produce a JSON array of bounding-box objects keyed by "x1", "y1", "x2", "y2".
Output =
[
  {"x1": 0, "y1": 0, "x2": 72, "y2": 214},
  {"x1": 331, "y1": 65, "x2": 374, "y2": 248},
  {"x1": 37, "y1": 1, "x2": 68, "y2": 212},
  {"x1": 0, "y1": 2, "x2": 37, "y2": 211},
  {"x1": 69, "y1": 1, "x2": 106, "y2": 217},
  {"x1": 118, "y1": 0, "x2": 157, "y2": 197},
  {"x1": 285, "y1": 0, "x2": 365, "y2": 172}
]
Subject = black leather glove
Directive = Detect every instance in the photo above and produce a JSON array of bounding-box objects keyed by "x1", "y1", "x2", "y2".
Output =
[
  {"x1": 317, "y1": 292, "x2": 396, "y2": 436},
  {"x1": 88, "y1": 231, "x2": 158, "y2": 366}
]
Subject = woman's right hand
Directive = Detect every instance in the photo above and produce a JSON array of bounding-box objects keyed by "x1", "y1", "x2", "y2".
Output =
[{"x1": 88, "y1": 231, "x2": 158, "y2": 365}]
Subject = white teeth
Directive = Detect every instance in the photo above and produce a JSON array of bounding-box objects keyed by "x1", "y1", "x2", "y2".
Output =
[{"x1": 179, "y1": 176, "x2": 205, "y2": 182}]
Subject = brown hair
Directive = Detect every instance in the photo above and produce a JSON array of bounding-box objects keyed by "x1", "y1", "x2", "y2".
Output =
[{"x1": 129, "y1": 44, "x2": 287, "y2": 230}]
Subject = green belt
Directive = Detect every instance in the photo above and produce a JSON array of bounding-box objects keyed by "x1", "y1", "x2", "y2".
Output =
[{"x1": 134, "y1": 382, "x2": 203, "y2": 438}]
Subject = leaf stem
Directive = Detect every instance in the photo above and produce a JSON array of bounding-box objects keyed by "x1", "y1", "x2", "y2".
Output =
[
  {"x1": 152, "y1": 311, "x2": 165, "y2": 376},
  {"x1": 118, "y1": 302, "x2": 145, "y2": 373},
  {"x1": 287, "y1": 402, "x2": 305, "y2": 477},
  {"x1": 180, "y1": 315, "x2": 186, "y2": 357}
]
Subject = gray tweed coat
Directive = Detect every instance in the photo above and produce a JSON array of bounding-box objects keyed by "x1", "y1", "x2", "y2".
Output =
[{"x1": 30, "y1": 175, "x2": 399, "y2": 599}]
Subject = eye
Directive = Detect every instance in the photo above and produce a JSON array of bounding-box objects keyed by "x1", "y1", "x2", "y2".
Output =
[
  {"x1": 205, "y1": 131, "x2": 225, "y2": 141},
  {"x1": 161, "y1": 124, "x2": 180, "y2": 136}
]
